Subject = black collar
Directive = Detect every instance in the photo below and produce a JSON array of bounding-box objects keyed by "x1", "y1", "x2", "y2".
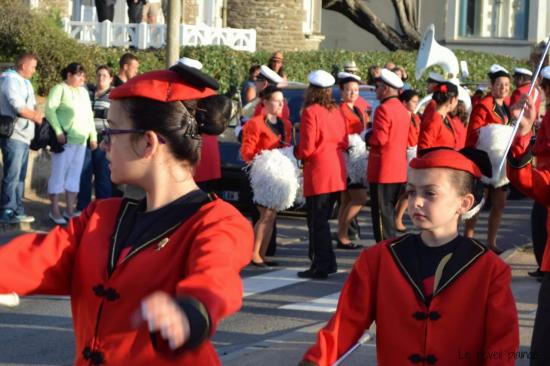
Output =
[
  {"x1": 388, "y1": 234, "x2": 487, "y2": 303},
  {"x1": 380, "y1": 95, "x2": 398, "y2": 104},
  {"x1": 107, "y1": 190, "x2": 212, "y2": 274}
]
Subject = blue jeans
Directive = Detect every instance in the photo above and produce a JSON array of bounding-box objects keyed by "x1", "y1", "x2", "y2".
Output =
[
  {"x1": 77, "y1": 147, "x2": 112, "y2": 211},
  {"x1": 0, "y1": 138, "x2": 30, "y2": 215}
]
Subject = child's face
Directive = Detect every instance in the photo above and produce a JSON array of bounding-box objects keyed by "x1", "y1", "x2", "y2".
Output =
[{"x1": 406, "y1": 168, "x2": 474, "y2": 236}]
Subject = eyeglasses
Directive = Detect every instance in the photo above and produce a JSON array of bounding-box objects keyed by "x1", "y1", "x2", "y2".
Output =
[{"x1": 100, "y1": 128, "x2": 167, "y2": 145}]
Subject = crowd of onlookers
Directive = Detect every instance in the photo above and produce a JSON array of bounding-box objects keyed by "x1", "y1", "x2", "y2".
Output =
[
  {"x1": 0, "y1": 52, "x2": 141, "y2": 225},
  {"x1": 95, "y1": 0, "x2": 163, "y2": 24}
]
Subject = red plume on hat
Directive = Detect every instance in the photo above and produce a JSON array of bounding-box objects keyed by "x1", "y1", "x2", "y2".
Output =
[{"x1": 109, "y1": 58, "x2": 219, "y2": 102}]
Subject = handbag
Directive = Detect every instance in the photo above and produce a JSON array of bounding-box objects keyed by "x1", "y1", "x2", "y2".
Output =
[
  {"x1": 30, "y1": 118, "x2": 66, "y2": 153},
  {"x1": 0, "y1": 114, "x2": 17, "y2": 138}
]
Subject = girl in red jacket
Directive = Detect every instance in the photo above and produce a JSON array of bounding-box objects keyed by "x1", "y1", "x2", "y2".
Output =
[
  {"x1": 418, "y1": 81, "x2": 460, "y2": 152},
  {"x1": 0, "y1": 59, "x2": 254, "y2": 365},
  {"x1": 240, "y1": 85, "x2": 292, "y2": 267},
  {"x1": 335, "y1": 72, "x2": 368, "y2": 250},
  {"x1": 301, "y1": 147, "x2": 519, "y2": 366},
  {"x1": 295, "y1": 70, "x2": 348, "y2": 279}
]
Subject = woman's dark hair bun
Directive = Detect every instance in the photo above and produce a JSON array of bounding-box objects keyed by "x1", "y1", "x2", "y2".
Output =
[
  {"x1": 195, "y1": 95, "x2": 232, "y2": 135},
  {"x1": 432, "y1": 81, "x2": 458, "y2": 105}
]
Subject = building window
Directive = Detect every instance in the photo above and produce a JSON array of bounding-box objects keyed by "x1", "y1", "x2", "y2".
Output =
[{"x1": 458, "y1": 0, "x2": 529, "y2": 39}]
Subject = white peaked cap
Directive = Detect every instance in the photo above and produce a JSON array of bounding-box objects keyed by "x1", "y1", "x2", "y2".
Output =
[
  {"x1": 308, "y1": 70, "x2": 335, "y2": 88},
  {"x1": 177, "y1": 57, "x2": 203, "y2": 70},
  {"x1": 489, "y1": 64, "x2": 509, "y2": 75},
  {"x1": 260, "y1": 65, "x2": 284, "y2": 84},
  {"x1": 337, "y1": 72, "x2": 361, "y2": 82},
  {"x1": 379, "y1": 68, "x2": 404, "y2": 89},
  {"x1": 541, "y1": 66, "x2": 550, "y2": 81},
  {"x1": 513, "y1": 67, "x2": 533, "y2": 77}
]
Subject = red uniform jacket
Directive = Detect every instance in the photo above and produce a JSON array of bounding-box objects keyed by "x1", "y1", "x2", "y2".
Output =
[
  {"x1": 295, "y1": 104, "x2": 348, "y2": 197},
  {"x1": 508, "y1": 133, "x2": 550, "y2": 271},
  {"x1": 451, "y1": 116, "x2": 467, "y2": 150},
  {"x1": 367, "y1": 96, "x2": 410, "y2": 183},
  {"x1": 466, "y1": 95, "x2": 510, "y2": 147},
  {"x1": 194, "y1": 134, "x2": 221, "y2": 183},
  {"x1": 354, "y1": 96, "x2": 371, "y2": 118},
  {"x1": 302, "y1": 235, "x2": 519, "y2": 366},
  {"x1": 422, "y1": 99, "x2": 437, "y2": 128},
  {"x1": 471, "y1": 94, "x2": 483, "y2": 107},
  {"x1": 407, "y1": 113, "x2": 421, "y2": 147},
  {"x1": 240, "y1": 114, "x2": 292, "y2": 163},
  {"x1": 254, "y1": 99, "x2": 291, "y2": 121},
  {"x1": 510, "y1": 83, "x2": 541, "y2": 121},
  {"x1": 418, "y1": 111, "x2": 458, "y2": 151},
  {"x1": 339, "y1": 102, "x2": 368, "y2": 135},
  {"x1": 534, "y1": 110, "x2": 550, "y2": 169},
  {"x1": 0, "y1": 198, "x2": 253, "y2": 365}
]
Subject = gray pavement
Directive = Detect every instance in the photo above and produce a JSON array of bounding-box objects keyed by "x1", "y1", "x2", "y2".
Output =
[{"x1": 0, "y1": 197, "x2": 541, "y2": 365}]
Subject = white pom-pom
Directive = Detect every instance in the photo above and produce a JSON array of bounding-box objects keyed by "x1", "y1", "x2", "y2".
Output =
[
  {"x1": 247, "y1": 147, "x2": 302, "y2": 211},
  {"x1": 407, "y1": 146, "x2": 417, "y2": 163},
  {"x1": 476, "y1": 124, "x2": 514, "y2": 188},
  {"x1": 0, "y1": 292, "x2": 20, "y2": 307},
  {"x1": 345, "y1": 134, "x2": 368, "y2": 184}
]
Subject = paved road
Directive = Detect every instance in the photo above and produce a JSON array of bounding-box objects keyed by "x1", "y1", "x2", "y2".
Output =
[{"x1": 0, "y1": 198, "x2": 539, "y2": 365}]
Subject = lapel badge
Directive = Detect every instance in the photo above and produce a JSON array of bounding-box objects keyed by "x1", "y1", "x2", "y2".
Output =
[{"x1": 155, "y1": 238, "x2": 170, "y2": 251}]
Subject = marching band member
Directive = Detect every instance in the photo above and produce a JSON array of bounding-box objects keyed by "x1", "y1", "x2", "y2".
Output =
[
  {"x1": 0, "y1": 61, "x2": 254, "y2": 365},
  {"x1": 395, "y1": 89, "x2": 421, "y2": 232},
  {"x1": 451, "y1": 100, "x2": 468, "y2": 149},
  {"x1": 301, "y1": 148, "x2": 518, "y2": 366},
  {"x1": 253, "y1": 65, "x2": 290, "y2": 120},
  {"x1": 367, "y1": 68, "x2": 410, "y2": 242},
  {"x1": 336, "y1": 72, "x2": 368, "y2": 249},
  {"x1": 421, "y1": 72, "x2": 446, "y2": 126},
  {"x1": 511, "y1": 67, "x2": 541, "y2": 121},
  {"x1": 295, "y1": 70, "x2": 348, "y2": 279},
  {"x1": 418, "y1": 81, "x2": 460, "y2": 152},
  {"x1": 464, "y1": 65, "x2": 512, "y2": 254},
  {"x1": 506, "y1": 78, "x2": 550, "y2": 364},
  {"x1": 240, "y1": 85, "x2": 292, "y2": 267}
]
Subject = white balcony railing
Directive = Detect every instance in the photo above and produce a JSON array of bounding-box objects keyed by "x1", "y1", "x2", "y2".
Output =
[{"x1": 61, "y1": 18, "x2": 257, "y2": 52}]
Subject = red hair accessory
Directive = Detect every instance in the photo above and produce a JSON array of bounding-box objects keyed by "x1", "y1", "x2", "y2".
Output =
[{"x1": 437, "y1": 84, "x2": 448, "y2": 93}]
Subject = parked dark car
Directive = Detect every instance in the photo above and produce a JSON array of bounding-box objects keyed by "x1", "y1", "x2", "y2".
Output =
[{"x1": 216, "y1": 85, "x2": 378, "y2": 216}]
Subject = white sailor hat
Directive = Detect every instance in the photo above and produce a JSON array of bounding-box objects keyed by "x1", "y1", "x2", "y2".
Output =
[
  {"x1": 337, "y1": 71, "x2": 361, "y2": 83},
  {"x1": 176, "y1": 57, "x2": 203, "y2": 70},
  {"x1": 541, "y1": 66, "x2": 550, "y2": 81},
  {"x1": 258, "y1": 65, "x2": 284, "y2": 84},
  {"x1": 378, "y1": 68, "x2": 404, "y2": 89},
  {"x1": 513, "y1": 67, "x2": 533, "y2": 77},
  {"x1": 308, "y1": 70, "x2": 335, "y2": 88},
  {"x1": 488, "y1": 64, "x2": 510, "y2": 79},
  {"x1": 427, "y1": 72, "x2": 447, "y2": 83}
]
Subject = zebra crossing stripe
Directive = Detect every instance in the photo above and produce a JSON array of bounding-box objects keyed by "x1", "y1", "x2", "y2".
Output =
[
  {"x1": 279, "y1": 292, "x2": 340, "y2": 313},
  {"x1": 243, "y1": 269, "x2": 309, "y2": 297}
]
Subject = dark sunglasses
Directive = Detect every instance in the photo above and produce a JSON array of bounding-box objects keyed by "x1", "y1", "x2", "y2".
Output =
[{"x1": 100, "y1": 128, "x2": 167, "y2": 145}]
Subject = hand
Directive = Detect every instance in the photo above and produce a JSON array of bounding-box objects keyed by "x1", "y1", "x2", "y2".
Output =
[
  {"x1": 511, "y1": 94, "x2": 536, "y2": 137},
  {"x1": 134, "y1": 291, "x2": 190, "y2": 350},
  {"x1": 56, "y1": 134, "x2": 66, "y2": 145},
  {"x1": 33, "y1": 111, "x2": 44, "y2": 124},
  {"x1": 89, "y1": 141, "x2": 98, "y2": 151}
]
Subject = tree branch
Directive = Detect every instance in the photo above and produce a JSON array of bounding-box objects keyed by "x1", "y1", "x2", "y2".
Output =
[
  {"x1": 322, "y1": 0, "x2": 420, "y2": 50},
  {"x1": 392, "y1": 0, "x2": 421, "y2": 40}
]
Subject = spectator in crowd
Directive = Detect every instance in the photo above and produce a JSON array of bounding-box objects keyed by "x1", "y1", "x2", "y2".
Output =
[
  {"x1": 241, "y1": 64, "x2": 261, "y2": 106},
  {"x1": 392, "y1": 65, "x2": 411, "y2": 90},
  {"x1": 295, "y1": 70, "x2": 348, "y2": 279},
  {"x1": 394, "y1": 89, "x2": 420, "y2": 232},
  {"x1": 95, "y1": 0, "x2": 115, "y2": 22},
  {"x1": 268, "y1": 51, "x2": 287, "y2": 80},
  {"x1": 0, "y1": 53, "x2": 43, "y2": 224},
  {"x1": 343, "y1": 61, "x2": 359, "y2": 75},
  {"x1": 240, "y1": 85, "x2": 292, "y2": 267},
  {"x1": 384, "y1": 61, "x2": 396, "y2": 71},
  {"x1": 367, "y1": 65, "x2": 381, "y2": 86},
  {"x1": 464, "y1": 65, "x2": 512, "y2": 254},
  {"x1": 336, "y1": 72, "x2": 368, "y2": 249},
  {"x1": 45, "y1": 63, "x2": 97, "y2": 225},
  {"x1": 367, "y1": 69, "x2": 410, "y2": 242},
  {"x1": 142, "y1": 0, "x2": 162, "y2": 24},
  {"x1": 127, "y1": 0, "x2": 146, "y2": 24},
  {"x1": 77, "y1": 65, "x2": 114, "y2": 213},
  {"x1": 113, "y1": 53, "x2": 140, "y2": 87}
]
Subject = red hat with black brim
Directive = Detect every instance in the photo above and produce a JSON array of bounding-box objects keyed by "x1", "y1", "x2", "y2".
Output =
[
  {"x1": 410, "y1": 147, "x2": 492, "y2": 179},
  {"x1": 109, "y1": 61, "x2": 219, "y2": 102}
]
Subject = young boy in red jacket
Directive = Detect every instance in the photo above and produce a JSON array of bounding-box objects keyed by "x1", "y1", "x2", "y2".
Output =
[{"x1": 300, "y1": 147, "x2": 519, "y2": 366}]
